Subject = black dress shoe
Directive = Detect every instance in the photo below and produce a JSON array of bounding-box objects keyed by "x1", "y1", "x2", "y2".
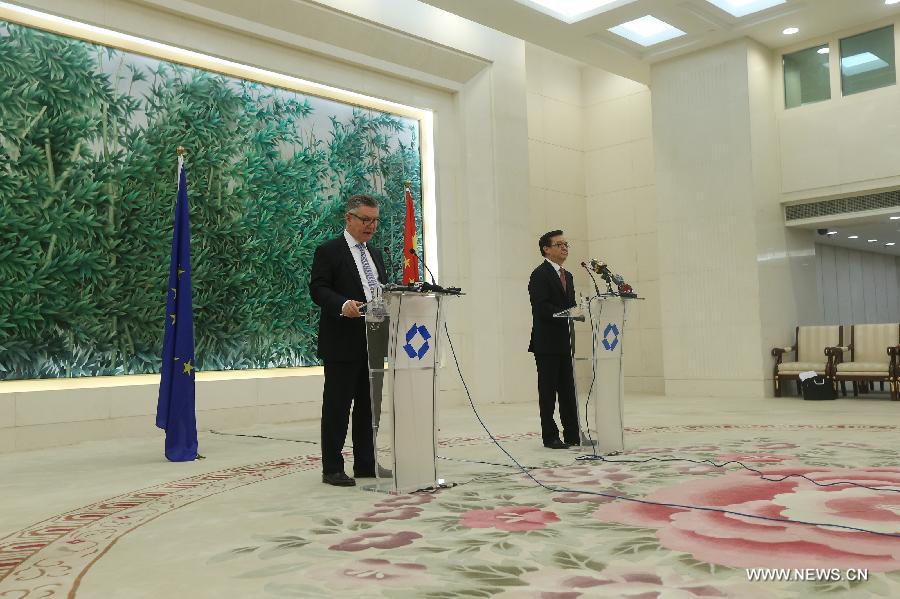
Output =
[
  {"x1": 322, "y1": 472, "x2": 356, "y2": 486},
  {"x1": 543, "y1": 439, "x2": 570, "y2": 449}
]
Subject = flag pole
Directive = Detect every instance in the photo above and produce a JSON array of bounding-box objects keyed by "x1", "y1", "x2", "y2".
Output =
[
  {"x1": 176, "y1": 145, "x2": 186, "y2": 182},
  {"x1": 156, "y1": 144, "x2": 201, "y2": 461}
]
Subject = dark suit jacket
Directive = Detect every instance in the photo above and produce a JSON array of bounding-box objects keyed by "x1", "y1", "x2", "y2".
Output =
[
  {"x1": 528, "y1": 260, "x2": 576, "y2": 355},
  {"x1": 309, "y1": 235, "x2": 387, "y2": 362}
]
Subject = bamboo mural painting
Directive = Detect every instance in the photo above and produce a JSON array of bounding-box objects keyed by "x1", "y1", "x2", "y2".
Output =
[{"x1": 0, "y1": 21, "x2": 424, "y2": 380}]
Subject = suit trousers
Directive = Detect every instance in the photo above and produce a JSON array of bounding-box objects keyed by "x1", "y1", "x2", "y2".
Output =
[
  {"x1": 534, "y1": 354, "x2": 580, "y2": 445},
  {"x1": 321, "y1": 359, "x2": 376, "y2": 475}
]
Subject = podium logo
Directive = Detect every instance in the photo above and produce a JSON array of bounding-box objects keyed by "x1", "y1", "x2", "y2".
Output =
[
  {"x1": 403, "y1": 323, "x2": 432, "y2": 359},
  {"x1": 602, "y1": 323, "x2": 619, "y2": 351}
]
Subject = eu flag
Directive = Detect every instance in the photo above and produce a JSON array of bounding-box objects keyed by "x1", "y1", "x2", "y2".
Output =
[{"x1": 155, "y1": 154, "x2": 198, "y2": 461}]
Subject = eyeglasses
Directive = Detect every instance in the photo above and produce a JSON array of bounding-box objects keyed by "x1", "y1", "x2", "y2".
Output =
[
  {"x1": 348, "y1": 213, "x2": 380, "y2": 226},
  {"x1": 551, "y1": 242, "x2": 571, "y2": 249}
]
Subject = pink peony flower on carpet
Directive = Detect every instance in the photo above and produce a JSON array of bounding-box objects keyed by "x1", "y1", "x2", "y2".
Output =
[
  {"x1": 531, "y1": 465, "x2": 637, "y2": 486},
  {"x1": 491, "y1": 566, "x2": 609, "y2": 599},
  {"x1": 459, "y1": 506, "x2": 560, "y2": 532},
  {"x1": 329, "y1": 531, "x2": 422, "y2": 552},
  {"x1": 592, "y1": 466, "x2": 900, "y2": 571},
  {"x1": 562, "y1": 561, "x2": 778, "y2": 599},
  {"x1": 355, "y1": 506, "x2": 422, "y2": 523},
  {"x1": 715, "y1": 452, "x2": 793, "y2": 464},
  {"x1": 755, "y1": 442, "x2": 798, "y2": 451},
  {"x1": 493, "y1": 561, "x2": 778, "y2": 599},
  {"x1": 529, "y1": 466, "x2": 595, "y2": 483},
  {"x1": 374, "y1": 493, "x2": 435, "y2": 507}
]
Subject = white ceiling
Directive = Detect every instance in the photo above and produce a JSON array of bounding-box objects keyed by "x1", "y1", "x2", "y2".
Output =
[{"x1": 420, "y1": 0, "x2": 900, "y2": 83}]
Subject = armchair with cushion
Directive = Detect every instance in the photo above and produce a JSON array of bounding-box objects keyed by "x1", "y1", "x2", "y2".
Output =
[
  {"x1": 827, "y1": 323, "x2": 900, "y2": 401},
  {"x1": 772, "y1": 325, "x2": 841, "y2": 397}
]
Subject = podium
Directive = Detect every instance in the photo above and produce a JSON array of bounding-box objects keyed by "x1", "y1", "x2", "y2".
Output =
[
  {"x1": 555, "y1": 293, "x2": 638, "y2": 455},
  {"x1": 363, "y1": 287, "x2": 455, "y2": 493}
]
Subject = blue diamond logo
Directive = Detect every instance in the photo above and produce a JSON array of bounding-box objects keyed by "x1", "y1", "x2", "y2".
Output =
[
  {"x1": 602, "y1": 323, "x2": 619, "y2": 351},
  {"x1": 402, "y1": 323, "x2": 432, "y2": 360}
]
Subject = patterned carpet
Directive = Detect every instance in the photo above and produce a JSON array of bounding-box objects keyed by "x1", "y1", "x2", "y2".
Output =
[{"x1": 3, "y1": 423, "x2": 900, "y2": 598}]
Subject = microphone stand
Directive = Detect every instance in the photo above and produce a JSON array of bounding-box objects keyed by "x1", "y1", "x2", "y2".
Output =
[
  {"x1": 581, "y1": 261, "x2": 602, "y2": 297},
  {"x1": 410, "y1": 247, "x2": 437, "y2": 286},
  {"x1": 408, "y1": 248, "x2": 461, "y2": 294}
]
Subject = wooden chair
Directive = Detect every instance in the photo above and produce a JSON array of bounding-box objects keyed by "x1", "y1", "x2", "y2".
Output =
[
  {"x1": 827, "y1": 323, "x2": 900, "y2": 401},
  {"x1": 772, "y1": 325, "x2": 841, "y2": 397}
]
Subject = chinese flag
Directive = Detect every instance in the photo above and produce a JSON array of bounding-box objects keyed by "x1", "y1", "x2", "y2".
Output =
[{"x1": 402, "y1": 185, "x2": 419, "y2": 284}]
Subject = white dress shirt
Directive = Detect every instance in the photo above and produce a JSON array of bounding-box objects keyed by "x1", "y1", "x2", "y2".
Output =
[{"x1": 545, "y1": 257, "x2": 564, "y2": 277}]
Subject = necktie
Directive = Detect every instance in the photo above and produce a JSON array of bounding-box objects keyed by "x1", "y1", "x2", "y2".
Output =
[
  {"x1": 356, "y1": 243, "x2": 378, "y2": 297},
  {"x1": 559, "y1": 267, "x2": 567, "y2": 292}
]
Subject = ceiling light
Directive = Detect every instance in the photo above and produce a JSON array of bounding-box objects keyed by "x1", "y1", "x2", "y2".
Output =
[
  {"x1": 890, "y1": 216, "x2": 900, "y2": 220},
  {"x1": 887, "y1": 0, "x2": 900, "y2": 5},
  {"x1": 783, "y1": 27, "x2": 799, "y2": 35},
  {"x1": 848, "y1": 235, "x2": 859, "y2": 239},
  {"x1": 868, "y1": 239, "x2": 878, "y2": 242},
  {"x1": 514, "y1": 0, "x2": 635, "y2": 24},
  {"x1": 609, "y1": 15, "x2": 686, "y2": 46},
  {"x1": 703, "y1": 0, "x2": 786, "y2": 17},
  {"x1": 826, "y1": 231, "x2": 837, "y2": 235},
  {"x1": 841, "y1": 52, "x2": 889, "y2": 75},
  {"x1": 817, "y1": 47, "x2": 830, "y2": 54},
  {"x1": 887, "y1": 242, "x2": 897, "y2": 246}
]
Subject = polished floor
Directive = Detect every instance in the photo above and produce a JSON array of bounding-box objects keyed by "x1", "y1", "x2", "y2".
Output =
[{"x1": 2, "y1": 392, "x2": 900, "y2": 598}]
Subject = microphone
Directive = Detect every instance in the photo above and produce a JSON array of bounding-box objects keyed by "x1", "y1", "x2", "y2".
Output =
[
  {"x1": 612, "y1": 272, "x2": 637, "y2": 297},
  {"x1": 409, "y1": 247, "x2": 437, "y2": 286},
  {"x1": 589, "y1": 259, "x2": 614, "y2": 293},
  {"x1": 580, "y1": 261, "x2": 602, "y2": 297},
  {"x1": 589, "y1": 259, "x2": 612, "y2": 282},
  {"x1": 408, "y1": 247, "x2": 461, "y2": 294}
]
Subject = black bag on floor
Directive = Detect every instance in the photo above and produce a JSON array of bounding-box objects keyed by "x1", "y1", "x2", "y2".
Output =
[{"x1": 801, "y1": 376, "x2": 835, "y2": 400}]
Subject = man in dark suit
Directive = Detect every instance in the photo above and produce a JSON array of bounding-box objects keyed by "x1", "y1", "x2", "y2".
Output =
[
  {"x1": 528, "y1": 230, "x2": 580, "y2": 449},
  {"x1": 309, "y1": 194, "x2": 387, "y2": 486}
]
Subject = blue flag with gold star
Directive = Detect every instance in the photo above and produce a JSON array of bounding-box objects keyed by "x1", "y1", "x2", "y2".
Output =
[{"x1": 155, "y1": 155, "x2": 198, "y2": 461}]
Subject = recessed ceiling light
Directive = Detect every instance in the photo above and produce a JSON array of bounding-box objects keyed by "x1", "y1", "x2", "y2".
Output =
[
  {"x1": 868, "y1": 239, "x2": 878, "y2": 242},
  {"x1": 890, "y1": 216, "x2": 900, "y2": 220},
  {"x1": 848, "y1": 235, "x2": 859, "y2": 239},
  {"x1": 703, "y1": 0, "x2": 786, "y2": 17},
  {"x1": 608, "y1": 15, "x2": 686, "y2": 46},
  {"x1": 783, "y1": 27, "x2": 799, "y2": 35},
  {"x1": 826, "y1": 231, "x2": 837, "y2": 235},
  {"x1": 886, "y1": 242, "x2": 897, "y2": 246},
  {"x1": 817, "y1": 47, "x2": 830, "y2": 54},
  {"x1": 513, "y1": 0, "x2": 635, "y2": 24}
]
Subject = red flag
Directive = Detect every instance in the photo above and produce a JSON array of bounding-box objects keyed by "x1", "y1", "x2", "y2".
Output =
[{"x1": 402, "y1": 185, "x2": 419, "y2": 284}]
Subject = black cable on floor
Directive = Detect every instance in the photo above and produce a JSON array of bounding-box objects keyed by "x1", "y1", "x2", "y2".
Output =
[
  {"x1": 577, "y1": 452, "x2": 900, "y2": 493},
  {"x1": 208, "y1": 430, "x2": 318, "y2": 445}
]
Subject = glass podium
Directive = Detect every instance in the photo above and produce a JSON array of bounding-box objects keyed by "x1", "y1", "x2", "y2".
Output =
[
  {"x1": 555, "y1": 293, "x2": 638, "y2": 455},
  {"x1": 362, "y1": 287, "x2": 456, "y2": 493}
]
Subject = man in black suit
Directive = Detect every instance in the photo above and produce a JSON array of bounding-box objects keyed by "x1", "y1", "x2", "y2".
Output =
[
  {"x1": 309, "y1": 194, "x2": 387, "y2": 486},
  {"x1": 528, "y1": 230, "x2": 580, "y2": 449}
]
